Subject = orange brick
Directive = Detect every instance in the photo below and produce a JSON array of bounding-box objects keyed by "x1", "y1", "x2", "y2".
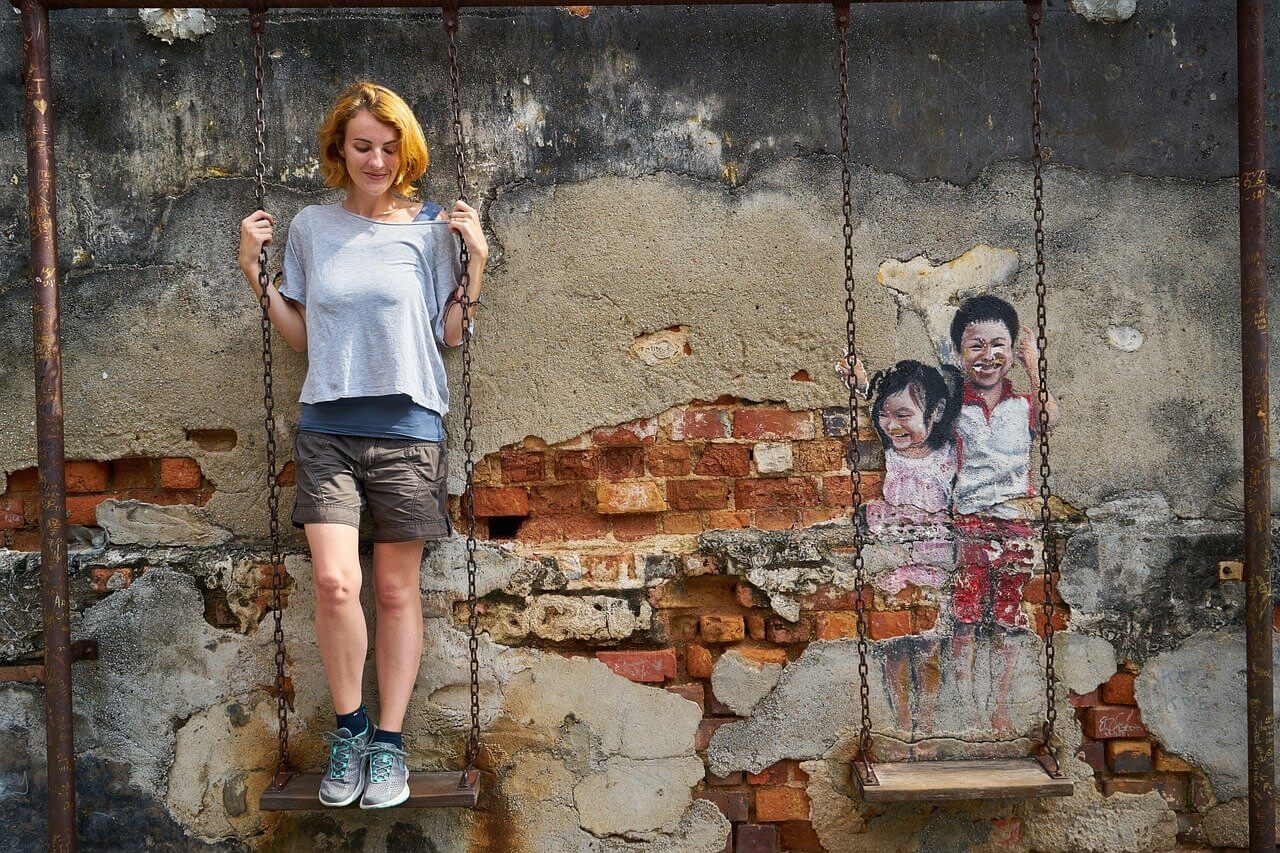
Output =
[
  {"x1": 90, "y1": 566, "x2": 134, "y2": 593},
  {"x1": 1083, "y1": 705, "x2": 1148, "y2": 739},
  {"x1": 914, "y1": 606, "x2": 939, "y2": 633},
  {"x1": 735, "y1": 582, "x2": 769, "y2": 609},
  {"x1": 646, "y1": 444, "x2": 693, "y2": 477},
  {"x1": 754, "y1": 508, "x2": 800, "y2": 530},
  {"x1": 0, "y1": 496, "x2": 25, "y2": 529},
  {"x1": 701, "y1": 614, "x2": 746, "y2": 643},
  {"x1": 795, "y1": 438, "x2": 847, "y2": 473},
  {"x1": 553, "y1": 450, "x2": 597, "y2": 481},
  {"x1": 780, "y1": 820, "x2": 824, "y2": 852},
  {"x1": 734, "y1": 644, "x2": 787, "y2": 665},
  {"x1": 1106, "y1": 738, "x2": 1154, "y2": 774},
  {"x1": 274, "y1": 461, "x2": 296, "y2": 487},
  {"x1": 611, "y1": 514, "x2": 658, "y2": 541},
  {"x1": 4, "y1": 468, "x2": 38, "y2": 492},
  {"x1": 1101, "y1": 671, "x2": 1137, "y2": 706},
  {"x1": 801, "y1": 507, "x2": 847, "y2": 526},
  {"x1": 597, "y1": 481, "x2": 666, "y2": 514},
  {"x1": 755, "y1": 786, "x2": 810, "y2": 822},
  {"x1": 500, "y1": 450, "x2": 546, "y2": 483},
  {"x1": 1153, "y1": 747, "x2": 1196, "y2": 773},
  {"x1": 694, "y1": 443, "x2": 751, "y2": 477},
  {"x1": 159, "y1": 457, "x2": 202, "y2": 490},
  {"x1": 66, "y1": 461, "x2": 109, "y2": 494},
  {"x1": 869, "y1": 610, "x2": 913, "y2": 639},
  {"x1": 748, "y1": 760, "x2": 808, "y2": 785},
  {"x1": 686, "y1": 643, "x2": 715, "y2": 678},
  {"x1": 472, "y1": 486, "x2": 530, "y2": 518},
  {"x1": 595, "y1": 447, "x2": 646, "y2": 481},
  {"x1": 671, "y1": 409, "x2": 730, "y2": 441},
  {"x1": 735, "y1": 478, "x2": 819, "y2": 509},
  {"x1": 66, "y1": 494, "x2": 110, "y2": 526},
  {"x1": 592, "y1": 417, "x2": 658, "y2": 446},
  {"x1": 582, "y1": 553, "x2": 633, "y2": 584},
  {"x1": 820, "y1": 472, "x2": 883, "y2": 506},
  {"x1": 733, "y1": 409, "x2": 814, "y2": 441},
  {"x1": 662, "y1": 511, "x2": 704, "y2": 535},
  {"x1": 815, "y1": 611, "x2": 860, "y2": 640},
  {"x1": 666, "y1": 478, "x2": 729, "y2": 510},
  {"x1": 11, "y1": 531, "x2": 41, "y2": 551},
  {"x1": 709, "y1": 510, "x2": 751, "y2": 529},
  {"x1": 596, "y1": 649, "x2": 676, "y2": 683},
  {"x1": 528, "y1": 483, "x2": 594, "y2": 514}
]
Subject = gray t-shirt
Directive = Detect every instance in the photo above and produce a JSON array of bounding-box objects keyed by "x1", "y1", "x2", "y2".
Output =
[{"x1": 279, "y1": 202, "x2": 462, "y2": 415}]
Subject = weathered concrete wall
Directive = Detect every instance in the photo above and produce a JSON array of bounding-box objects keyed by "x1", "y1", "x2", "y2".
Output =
[{"x1": 0, "y1": 1, "x2": 1277, "y2": 850}]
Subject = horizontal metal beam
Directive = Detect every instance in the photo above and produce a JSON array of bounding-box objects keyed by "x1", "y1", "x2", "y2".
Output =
[{"x1": 19, "y1": 0, "x2": 1025, "y2": 10}]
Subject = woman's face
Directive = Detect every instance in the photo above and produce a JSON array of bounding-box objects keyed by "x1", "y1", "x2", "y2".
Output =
[
  {"x1": 878, "y1": 387, "x2": 938, "y2": 453},
  {"x1": 341, "y1": 109, "x2": 401, "y2": 198}
]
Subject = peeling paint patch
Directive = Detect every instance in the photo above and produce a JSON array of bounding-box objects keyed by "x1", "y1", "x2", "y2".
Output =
[
  {"x1": 557, "y1": 5, "x2": 592, "y2": 17},
  {"x1": 1106, "y1": 325, "x2": 1144, "y2": 352},
  {"x1": 1069, "y1": 0, "x2": 1138, "y2": 23},
  {"x1": 138, "y1": 9, "x2": 217, "y2": 44},
  {"x1": 630, "y1": 325, "x2": 692, "y2": 366}
]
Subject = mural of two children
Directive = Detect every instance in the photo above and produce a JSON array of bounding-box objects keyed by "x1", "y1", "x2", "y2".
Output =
[{"x1": 835, "y1": 294, "x2": 1062, "y2": 754}]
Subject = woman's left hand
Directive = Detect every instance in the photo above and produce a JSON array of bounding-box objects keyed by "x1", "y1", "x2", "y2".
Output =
[{"x1": 448, "y1": 200, "x2": 488, "y2": 261}]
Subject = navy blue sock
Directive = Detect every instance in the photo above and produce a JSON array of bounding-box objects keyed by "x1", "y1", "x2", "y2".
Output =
[
  {"x1": 372, "y1": 729, "x2": 403, "y2": 750},
  {"x1": 336, "y1": 705, "x2": 369, "y2": 736}
]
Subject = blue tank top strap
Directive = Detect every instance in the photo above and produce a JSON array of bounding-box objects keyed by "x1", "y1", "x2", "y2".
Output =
[{"x1": 416, "y1": 201, "x2": 442, "y2": 222}]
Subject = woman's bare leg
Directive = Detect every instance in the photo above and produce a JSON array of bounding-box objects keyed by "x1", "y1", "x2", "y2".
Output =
[
  {"x1": 306, "y1": 522, "x2": 366, "y2": 716},
  {"x1": 371, "y1": 538, "x2": 427, "y2": 733}
]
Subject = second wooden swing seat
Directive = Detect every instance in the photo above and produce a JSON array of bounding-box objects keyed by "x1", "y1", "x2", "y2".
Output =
[{"x1": 833, "y1": 0, "x2": 1073, "y2": 805}]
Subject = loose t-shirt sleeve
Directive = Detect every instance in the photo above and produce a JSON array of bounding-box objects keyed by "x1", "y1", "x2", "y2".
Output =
[
  {"x1": 429, "y1": 225, "x2": 465, "y2": 346},
  {"x1": 279, "y1": 209, "x2": 307, "y2": 305}
]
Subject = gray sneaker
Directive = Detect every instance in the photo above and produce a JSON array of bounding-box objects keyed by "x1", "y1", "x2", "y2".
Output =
[
  {"x1": 318, "y1": 724, "x2": 372, "y2": 807},
  {"x1": 359, "y1": 741, "x2": 410, "y2": 809}
]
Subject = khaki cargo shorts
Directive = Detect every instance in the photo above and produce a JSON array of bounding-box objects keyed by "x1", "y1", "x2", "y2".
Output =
[{"x1": 291, "y1": 430, "x2": 452, "y2": 542}]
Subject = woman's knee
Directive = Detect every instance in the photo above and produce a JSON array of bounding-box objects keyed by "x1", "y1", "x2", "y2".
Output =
[
  {"x1": 313, "y1": 563, "x2": 361, "y2": 607},
  {"x1": 373, "y1": 572, "x2": 420, "y2": 611}
]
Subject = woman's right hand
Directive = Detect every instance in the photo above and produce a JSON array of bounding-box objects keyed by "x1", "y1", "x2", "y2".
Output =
[{"x1": 239, "y1": 210, "x2": 275, "y2": 273}]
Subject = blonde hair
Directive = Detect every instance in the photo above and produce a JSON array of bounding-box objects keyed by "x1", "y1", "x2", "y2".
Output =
[{"x1": 318, "y1": 81, "x2": 428, "y2": 199}]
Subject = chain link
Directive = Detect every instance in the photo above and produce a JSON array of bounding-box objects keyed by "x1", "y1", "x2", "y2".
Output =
[
  {"x1": 1027, "y1": 0, "x2": 1061, "y2": 774},
  {"x1": 834, "y1": 3, "x2": 874, "y2": 783},
  {"x1": 250, "y1": 9, "x2": 290, "y2": 786},
  {"x1": 445, "y1": 5, "x2": 481, "y2": 787}
]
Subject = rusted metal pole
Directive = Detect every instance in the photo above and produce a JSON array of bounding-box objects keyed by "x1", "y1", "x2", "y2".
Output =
[
  {"x1": 18, "y1": 1, "x2": 76, "y2": 850},
  {"x1": 1237, "y1": 2, "x2": 1275, "y2": 851}
]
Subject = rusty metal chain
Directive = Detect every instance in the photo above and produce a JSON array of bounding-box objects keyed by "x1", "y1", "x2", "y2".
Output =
[
  {"x1": 250, "y1": 8, "x2": 290, "y2": 786},
  {"x1": 834, "y1": 1, "x2": 875, "y2": 786},
  {"x1": 1027, "y1": 0, "x2": 1061, "y2": 775},
  {"x1": 445, "y1": 3, "x2": 481, "y2": 788}
]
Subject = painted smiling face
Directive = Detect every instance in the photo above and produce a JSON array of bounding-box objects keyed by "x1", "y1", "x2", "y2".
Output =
[
  {"x1": 877, "y1": 386, "x2": 941, "y2": 455},
  {"x1": 341, "y1": 109, "x2": 402, "y2": 197},
  {"x1": 958, "y1": 319, "x2": 1015, "y2": 390}
]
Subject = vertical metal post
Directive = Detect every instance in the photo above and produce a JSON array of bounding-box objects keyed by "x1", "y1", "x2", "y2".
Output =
[
  {"x1": 1238, "y1": 2, "x2": 1275, "y2": 851},
  {"x1": 18, "y1": 1, "x2": 76, "y2": 850}
]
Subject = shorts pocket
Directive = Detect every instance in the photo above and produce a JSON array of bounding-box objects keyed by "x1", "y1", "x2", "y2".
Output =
[{"x1": 404, "y1": 441, "x2": 450, "y2": 530}]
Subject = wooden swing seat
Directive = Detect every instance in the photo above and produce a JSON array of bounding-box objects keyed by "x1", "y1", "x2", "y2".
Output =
[
  {"x1": 259, "y1": 770, "x2": 480, "y2": 811},
  {"x1": 853, "y1": 758, "x2": 1072, "y2": 803}
]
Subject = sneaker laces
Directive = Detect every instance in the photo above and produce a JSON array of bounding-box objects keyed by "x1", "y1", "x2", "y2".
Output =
[
  {"x1": 323, "y1": 729, "x2": 364, "y2": 780},
  {"x1": 366, "y1": 742, "x2": 409, "y2": 785}
]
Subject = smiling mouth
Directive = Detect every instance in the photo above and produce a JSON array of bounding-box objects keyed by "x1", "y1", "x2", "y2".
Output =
[{"x1": 363, "y1": 172, "x2": 389, "y2": 180}]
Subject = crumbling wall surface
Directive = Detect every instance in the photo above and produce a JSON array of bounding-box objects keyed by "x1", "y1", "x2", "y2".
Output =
[{"x1": 0, "y1": 1, "x2": 1275, "y2": 851}]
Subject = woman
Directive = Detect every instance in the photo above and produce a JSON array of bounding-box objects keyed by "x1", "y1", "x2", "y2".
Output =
[{"x1": 237, "y1": 81, "x2": 488, "y2": 809}]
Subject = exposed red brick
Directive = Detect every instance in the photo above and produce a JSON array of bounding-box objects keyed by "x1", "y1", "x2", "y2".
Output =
[
  {"x1": 696, "y1": 717, "x2": 732, "y2": 751},
  {"x1": 66, "y1": 461, "x2": 109, "y2": 494},
  {"x1": 1069, "y1": 688, "x2": 1099, "y2": 708},
  {"x1": 649, "y1": 577, "x2": 738, "y2": 609},
  {"x1": 665, "y1": 681, "x2": 705, "y2": 710},
  {"x1": 735, "y1": 824, "x2": 778, "y2": 853},
  {"x1": 767, "y1": 617, "x2": 811, "y2": 645},
  {"x1": 90, "y1": 566, "x2": 133, "y2": 593},
  {"x1": 595, "y1": 447, "x2": 647, "y2": 481},
  {"x1": 1106, "y1": 738, "x2": 1154, "y2": 774},
  {"x1": 647, "y1": 444, "x2": 693, "y2": 477},
  {"x1": 500, "y1": 450, "x2": 547, "y2": 483},
  {"x1": 1033, "y1": 607, "x2": 1070, "y2": 638},
  {"x1": 820, "y1": 472, "x2": 883, "y2": 506},
  {"x1": 706, "y1": 769, "x2": 745, "y2": 786},
  {"x1": 611, "y1": 513, "x2": 658, "y2": 541},
  {"x1": 0, "y1": 496, "x2": 25, "y2": 529},
  {"x1": 111, "y1": 457, "x2": 155, "y2": 490},
  {"x1": 709, "y1": 510, "x2": 752, "y2": 530},
  {"x1": 990, "y1": 818, "x2": 1023, "y2": 847},
  {"x1": 734, "y1": 644, "x2": 788, "y2": 666},
  {"x1": 582, "y1": 553, "x2": 634, "y2": 584},
  {"x1": 800, "y1": 587, "x2": 867, "y2": 611},
  {"x1": 159, "y1": 457, "x2": 202, "y2": 490},
  {"x1": 794, "y1": 438, "x2": 847, "y2": 473},
  {"x1": 1074, "y1": 740, "x2": 1106, "y2": 774},
  {"x1": 1083, "y1": 705, "x2": 1148, "y2": 740},
  {"x1": 528, "y1": 482, "x2": 594, "y2": 514},
  {"x1": 597, "y1": 481, "x2": 666, "y2": 514},
  {"x1": 815, "y1": 611, "x2": 860, "y2": 640},
  {"x1": 755, "y1": 787, "x2": 809, "y2": 822},
  {"x1": 696, "y1": 789, "x2": 750, "y2": 823},
  {"x1": 1152, "y1": 773, "x2": 1189, "y2": 809},
  {"x1": 869, "y1": 611, "x2": 912, "y2": 642},
  {"x1": 701, "y1": 614, "x2": 746, "y2": 643},
  {"x1": 735, "y1": 478, "x2": 818, "y2": 509},
  {"x1": 472, "y1": 486, "x2": 530, "y2": 518},
  {"x1": 695, "y1": 443, "x2": 751, "y2": 477},
  {"x1": 275, "y1": 462, "x2": 296, "y2": 487},
  {"x1": 671, "y1": 409, "x2": 731, "y2": 441},
  {"x1": 553, "y1": 450, "x2": 597, "y2": 481},
  {"x1": 524, "y1": 512, "x2": 609, "y2": 542},
  {"x1": 66, "y1": 494, "x2": 111, "y2": 526},
  {"x1": 662, "y1": 511, "x2": 705, "y2": 535},
  {"x1": 471, "y1": 457, "x2": 502, "y2": 487},
  {"x1": 800, "y1": 507, "x2": 847, "y2": 526},
  {"x1": 4, "y1": 468, "x2": 37, "y2": 492},
  {"x1": 596, "y1": 649, "x2": 677, "y2": 683},
  {"x1": 914, "y1": 606, "x2": 939, "y2": 633},
  {"x1": 686, "y1": 643, "x2": 715, "y2": 678},
  {"x1": 754, "y1": 508, "x2": 799, "y2": 530},
  {"x1": 735, "y1": 582, "x2": 769, "y2": 609},
  {"x1": 11, "y1": 531, "x2": 41, "y2": 551},
  {"x1": 1101, "y1": 671, "x2": 1137, "y2": 706},
  {"x1": 732, "y1": 409, "x2": 814, "y2": 441},
  {"x1": 654, "y1": 611, "x2": 702, "y2": 643},
  {"x1": 779, "y1": 820, "x2": 823, "y2": 852},
  {"x1": 747, "y1": 760, "x2": 807, "y2": 786},
  {"x1": 746, "y1": 613, "x2": 766, "y2": 641},
  {"x1": 592, "y1": 417, "x2": 658, "y2": 446},
  {"x1": 1153, "y1": 747, "x2": 1195, "y2": 773},
  {"x1": 667, "y1": 478, "x2": 730, "y2": 511},
  {"x1": 1101, "y1": 777, "x2": 1155, "y2": 796}
]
